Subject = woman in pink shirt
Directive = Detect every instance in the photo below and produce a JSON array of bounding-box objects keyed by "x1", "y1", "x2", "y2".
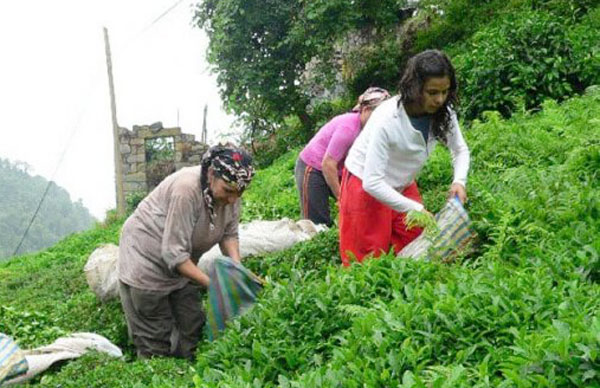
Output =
[{"x1": 295, "y1": 87, "x2": 390, "y2": 226}]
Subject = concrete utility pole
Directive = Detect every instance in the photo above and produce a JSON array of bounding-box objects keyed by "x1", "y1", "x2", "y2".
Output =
[
  {"x1": 201, "y1": 103, "x2": 208, "y2": 144},
  {"x1": 104, "y1": 27, "x2": 126, "y2": 217}
]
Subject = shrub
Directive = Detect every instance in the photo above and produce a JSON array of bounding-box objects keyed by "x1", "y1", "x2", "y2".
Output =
[
  {"x1": 344, "y1": 36, "x2": 405, "y2": 97},
  {"x1": 453, "y1": 11, "x2": 580, "y2": 119},
  {"x1": 125, "y1": 190, "x2": 147, "y2": 215},
  {"x1": 414, "y1": 0, "x2": 597, "y2": 53},
  {"x1": 531, "y1": 0, "x2": 600, "y2": 21},
  {"x1": 242, "y1": 150, "x2": 300, "y2": 222},
  {"x1": 566, "y1": 6, "x2": 600, "y2": 88},
  {"x1": 414, "y1": 0, "x2": 516, "y2": 52}
]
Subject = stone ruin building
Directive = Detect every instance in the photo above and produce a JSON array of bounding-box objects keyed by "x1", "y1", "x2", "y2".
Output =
[{"x1": 118, "y1": 122, "x2": 208, "y2": 199}]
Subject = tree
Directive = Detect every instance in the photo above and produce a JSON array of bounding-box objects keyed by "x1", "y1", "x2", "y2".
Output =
[{"x1": 193, "y1": 0, "x2": 409, "y2": 144}]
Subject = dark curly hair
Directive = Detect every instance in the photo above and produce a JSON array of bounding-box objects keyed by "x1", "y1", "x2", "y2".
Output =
[{"x1": 399, "y1": 50, "x2": 458, "y2": 144}]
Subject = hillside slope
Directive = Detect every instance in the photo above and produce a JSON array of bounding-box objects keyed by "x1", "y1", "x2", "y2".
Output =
[
  {"x1": 0, "y1": 159, "x2": 95, "y2": 260},
  {"x1": 0, "y1": 89, "x2": 598, "y2": 386}
]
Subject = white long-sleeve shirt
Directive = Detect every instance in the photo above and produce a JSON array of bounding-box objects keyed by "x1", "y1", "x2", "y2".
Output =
[{"x1": 345, "y1": 96, "x2": 470, "y2": 213}]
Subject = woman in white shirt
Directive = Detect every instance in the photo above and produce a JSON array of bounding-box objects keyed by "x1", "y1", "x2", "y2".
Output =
[{"x1": 339, "y1": 50, "x2": 470, "y2": 266}]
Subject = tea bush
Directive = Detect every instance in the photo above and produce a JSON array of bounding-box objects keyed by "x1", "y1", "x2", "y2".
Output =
[
  {"x1": 187, "y1": 88, "x2": 600, "y2": 388},
  {"x1": 414, "y1": 0, "x2": 599, "y2": 53},
  {"x1": 452, "y1": 8, "x2": 600, "y2": 120},
  {"x1": 0, "y1": 220, "x2": 125, "y2": 347},
  {"x1": 241, "y1": 149, "x2": 300, "y2": 222},
  {"x1": 1, "y1": 90, "x2": 598, "y2": 386},
  {"x1": 414, "y1": 0, "x2": 515, "y2": 52}
]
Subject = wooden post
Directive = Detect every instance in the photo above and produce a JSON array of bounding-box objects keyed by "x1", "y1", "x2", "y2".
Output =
[
  {"x1": 201, "y1": 103, "x2": 208, "y2": 144},
  {"x1": 104, "y1": 27, "x2": 126, "y2": 217}
]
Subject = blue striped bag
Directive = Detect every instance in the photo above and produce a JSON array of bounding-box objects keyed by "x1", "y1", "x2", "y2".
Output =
[
  {"x1": 205, "y1": 257, "x2": 264, "y2": 341},
  {"x1": 0, "y1": 333, "x2": 28, "y2": 384},
  {"x1": 398, "y1": 196, "x2": 475, "y2": 262}
]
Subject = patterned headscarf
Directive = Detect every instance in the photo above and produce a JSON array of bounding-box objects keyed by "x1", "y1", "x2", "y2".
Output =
[
  {"x1": 352, "y1": 86, "x2": 391, "y2": 112},
  {"x1": 201, "y1": 144, "x2": 255, "y2": 229}
]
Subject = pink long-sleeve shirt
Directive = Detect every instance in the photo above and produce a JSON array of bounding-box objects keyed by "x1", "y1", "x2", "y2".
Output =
[{"x1": 299, "y1": 112, "x2": 361, "y2": 176}]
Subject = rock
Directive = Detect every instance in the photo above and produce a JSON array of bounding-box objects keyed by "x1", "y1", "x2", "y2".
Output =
[
  {"x1": 149, "y1": 122, "x2": 163, "y2": 131},
  {"x1": 119, "y1": 144, "x2": 131, "y2": 154}
]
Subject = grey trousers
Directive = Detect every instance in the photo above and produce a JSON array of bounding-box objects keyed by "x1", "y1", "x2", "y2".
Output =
[
  {"x1": 294, "y1": 158, "x2": 335, "y2": 226},
  {"x1": 119, "y1": 280, "x2": 205, "y2": 360}
]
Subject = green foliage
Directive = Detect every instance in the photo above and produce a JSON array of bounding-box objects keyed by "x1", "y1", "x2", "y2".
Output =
[
  {"x1": 194, "y1": 0, "x2": 315, "y2": 137},
  {"x1": 246, "y1": 116, "x2": 305, "y2": 168},
  {"x1": 415, "y1": 0, "x2": 599, "y2": 53},
  {"x1": 0, "y1": 158, "x2": 95, "y2": 260},
  {"x1": 344, "y1": 36, "x2": 405, "y2": 98},
  {"x1": 405, "y1": 210, "x2": 439, "y2": 239},
  {"x1": 452, "y1": 8, "x2": 600, "y2": 120},
  {"x1": 197, "y1": 0, "x2": 599, "y2": 165},
  {"x1": 0, "y1": 218, "x2": 125, "y2": 348},
  {"x1": 462, "y1": 94, "x2": 600, "y2": 272},
  {"x1": 144, "y1": 136, "x2": 175, "y2": 162},
  {"x1": 145, "y1": 136, "x2": 177, "y2": 190},
  {"x1": 288, "y1": 262, "x2": 600, "y2": 387},
  {"x1": 531, "y1": 0, "x2": 600, "y2": 21},
  {"x1": 38, "y1": 353, "x2": 195, "y2": 388},
  {"x1": 566, "y1": 7, "x2": 600, "y2": 87},
  {"x1": 194, "y1": 0, "x2": 409, "y2": 146},
  {"x1": 249, "y1": 97, "x2": 353, "y2": 168},
  {"x1": 0, "y1": 305, "x2": 66, "y2": 346},
  {"x1": 241, "y1": 149, "x2": 299, "y2": 221},
  {"x1": 414, "y1": 0, "x2": 517, "y2": 53},
  {"x1": 2, "y1": 92, "x2": 599, "y2": 386},
  {"x1": 126, "y1": 190, "x2": 147, "y2": 215}
]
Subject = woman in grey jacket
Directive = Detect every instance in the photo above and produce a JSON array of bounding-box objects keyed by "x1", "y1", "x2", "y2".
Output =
[{"x1": 117, "y1": 144, "x2": 254, "y2": 359}]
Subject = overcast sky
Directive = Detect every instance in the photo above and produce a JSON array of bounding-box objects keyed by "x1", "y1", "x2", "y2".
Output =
[{"x1": 0, "y1": 0, "x2": 237, "y2": 220}]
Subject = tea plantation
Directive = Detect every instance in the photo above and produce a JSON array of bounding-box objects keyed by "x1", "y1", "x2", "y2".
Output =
[{"x1": 1, "y1": 89, "x2": 599, "y2": 386}]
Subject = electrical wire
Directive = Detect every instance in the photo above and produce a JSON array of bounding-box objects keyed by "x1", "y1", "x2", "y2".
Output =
[
  {"x1": 12, "y1": 78, "x2": 94, "y2": 256},
  {"x1": 142, "y1": 0, "x2": 186, "y2": 34},
  {"x1": 12, "y1": 0, "x2": 188, "y2": 257}
]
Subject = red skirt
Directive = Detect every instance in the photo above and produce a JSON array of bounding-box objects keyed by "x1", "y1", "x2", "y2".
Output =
[{"x1": 339, "y1": 168, "x2": 424, "y2": 266}]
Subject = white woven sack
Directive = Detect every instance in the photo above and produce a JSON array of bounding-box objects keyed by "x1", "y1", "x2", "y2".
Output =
[
  {"x1": 84, "y1": 220, "x2": 326, "y2": 301},
  {"x1": 198, "y1": 218, "x2": 326, "y2": 273},
  {"x1": 3, "y1": 333, "x2": 122, "y2": 386},
  {"x1": 83, "y1": 244, "x2": 120, "y2": 302},
  {"x1": 398, "y1": 197, "x2": 474, "y2": 261}
]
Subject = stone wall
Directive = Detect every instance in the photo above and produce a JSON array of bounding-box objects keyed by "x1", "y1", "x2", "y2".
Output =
[{"x1": 118, "y1": 122, "x2": 208, "y2": 199}]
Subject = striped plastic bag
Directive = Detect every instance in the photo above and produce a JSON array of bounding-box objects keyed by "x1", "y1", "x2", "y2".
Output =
[
  {"x1": 398, "y1": 196, "x2": 474, "y2": 262},
  {"x1": 0, "y1": 333, "x2": 28, "y2": 384},
  {"x1": 205, "y1": 256, "x2": 264, "y2": 341}
]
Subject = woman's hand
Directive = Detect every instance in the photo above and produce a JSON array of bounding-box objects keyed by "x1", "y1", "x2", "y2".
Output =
[
  {"x1": 220, "y1": 238, "x2": 242, "y2": 264},
  {"x1": 177, "y1": 259, "x2": 210, "y2": 288},
  {"x1": 449, "y1": 183, "x2": 467, "y2": 204}
]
